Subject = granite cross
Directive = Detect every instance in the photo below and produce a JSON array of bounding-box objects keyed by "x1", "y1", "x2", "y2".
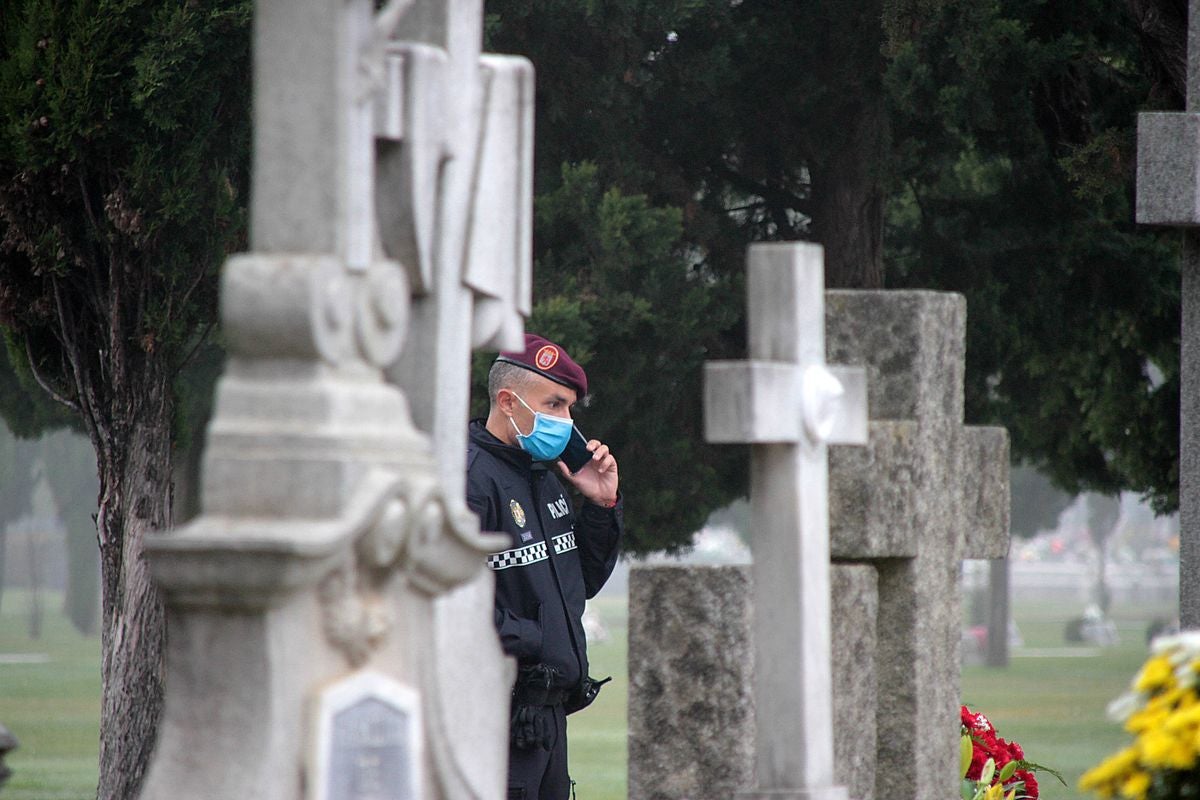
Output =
[
  {"x1": 1136, "y1": 0, "x2": 1200, "y2": 627},
  {"x1": 704, "y1": 242, "x2": 867, "y2": 800},
  {"x1": 825, "y1": 290, "x2": 1010, "y2": 800}
]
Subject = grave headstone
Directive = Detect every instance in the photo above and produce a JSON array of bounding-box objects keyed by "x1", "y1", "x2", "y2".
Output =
[
  {"x1": 826, "y1": 290, "x2": 1009, "y2": 800},
  {"x1": 703, "y1": 242, "x2": 867, "y2": 799},
  {"x1": 627, "y1": 565, "x2": 754, "y2": 800},
  {"x1": 1135, "y1": 0, "x2": 1200, "y2": 627},
  {"x1": 140, "y1": 1, "x2": 525, "y2": 797},
  {"x1": 629, "y1": 289, "x2": 1010, "y2": 800},
  {"x1": 986, "y1": 558, "x2": 1010, "y2": 667}
]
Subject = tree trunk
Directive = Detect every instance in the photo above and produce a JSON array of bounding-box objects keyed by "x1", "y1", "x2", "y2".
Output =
[
  {"x1": 94, "y1": 372, "x2": 172, "y2": 800},
  {"x1": 807, "y1": 0, "x2": 888, "y2": 290},
  {"x1": 810, "y1": 107, "x2": 887, "y2": 290},
  {"x1": 0, "y1": 527, "x2": 6, "y2": 618},
  {"x1": 26, "y1": 524, "x2": 41, "y2": 639}
]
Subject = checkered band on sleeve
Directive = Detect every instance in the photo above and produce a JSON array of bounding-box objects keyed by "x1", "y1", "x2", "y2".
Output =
[
  {"x1": 552, "y1": 531, "x2": 577, "y2": 555},
  {"x1": 487, "y1": 540, "x2": 549, "y2": 571}
]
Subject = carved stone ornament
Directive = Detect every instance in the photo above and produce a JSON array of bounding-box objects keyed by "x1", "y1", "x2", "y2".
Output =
[
  {"x1": 318, "y1": 469, "x2": 502, "y2": 666},
  {"x1": 220, "y1": 254, "x2": 410, "y2": 369}
]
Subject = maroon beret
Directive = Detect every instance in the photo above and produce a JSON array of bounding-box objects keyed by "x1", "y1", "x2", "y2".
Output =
[{"x1": 495, "y1": 334, "x2": 588, "y2": 397}]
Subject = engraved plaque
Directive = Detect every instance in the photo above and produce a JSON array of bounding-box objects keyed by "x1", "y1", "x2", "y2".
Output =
[{"x1": 312, "y1": 672, "x2": 422, "y2": 800}]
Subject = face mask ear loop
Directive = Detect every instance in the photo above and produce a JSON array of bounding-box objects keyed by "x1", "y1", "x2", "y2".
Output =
[{"x1": 506, "y1": 391, "x2": 533, "y2": 437}]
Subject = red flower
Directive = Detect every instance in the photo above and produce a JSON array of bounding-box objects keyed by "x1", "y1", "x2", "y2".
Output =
[{"x1": 1014, "y1": 770, "x2": 1038, "y2": 800}]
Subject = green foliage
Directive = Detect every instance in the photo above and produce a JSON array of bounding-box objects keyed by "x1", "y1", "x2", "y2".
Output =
[
  {"x1": 488, "y1": 0, "x2": 1184, "y2": 538},
  {"x1": 1010, "y1": 465, "x2": 1075, "y2": 539},
  {"x1": 886, "y1": 0, "x2": 1181, "y2": 512},
  {"x1": 473, "y1": 163, "x2": 743, "y2": 554},
  {"x1": 0, "y1": 0, "x2": 250, "y2": 424}
]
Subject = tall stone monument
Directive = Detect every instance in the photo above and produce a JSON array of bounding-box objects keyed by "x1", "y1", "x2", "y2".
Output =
[
  {"x1": 703, "y1": 242, "x2": 868, "y2": 800},
  {"x1": 376, "y1": 2, "x2": 532, "y2": 795},
  {"x1": 140, "y1": 0, "x2": 531, "y2": 797},
  {"x1": 1136, "y1": 0, "x2": 1200, "y2": 627}
]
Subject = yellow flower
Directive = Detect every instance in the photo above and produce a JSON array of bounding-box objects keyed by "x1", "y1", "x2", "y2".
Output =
[
  {"x1": 1081, "y1": 747, "x2": 1141, "y2": 789},
  {"x1": 1119, "y1": 770, "x2": 1151, "y2": 800},
  {"x1": 1137, "y1": 656, "x2": 1176, "y2": 693},
  {"x1": 1127, "y1": 706, "x2": 1170, "y2": 734},
  {"x1": 1140, "y1": 728, "x2": 1180, "y2": 768}
]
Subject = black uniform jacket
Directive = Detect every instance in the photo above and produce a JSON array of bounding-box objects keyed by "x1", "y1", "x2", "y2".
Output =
[{"x1": 466, "y1": 420, "x2": 622, "y2": 691}]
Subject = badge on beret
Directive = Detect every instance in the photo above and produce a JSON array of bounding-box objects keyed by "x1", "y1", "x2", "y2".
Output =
[
  {"x1": 510, "y1": 499, "x2": 527, "y2": 528},
  {"x1": 535, "y1": 345, "x2": 559, "y2": 370}
]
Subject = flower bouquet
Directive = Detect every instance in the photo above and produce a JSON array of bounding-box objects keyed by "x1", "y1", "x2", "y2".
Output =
[
  {"x1": 1080, "y1": 632, "x2": 1200, "y2": 800},
  {"x1": 961, "y1": 705, "x2": 1057, "y2": 800}
]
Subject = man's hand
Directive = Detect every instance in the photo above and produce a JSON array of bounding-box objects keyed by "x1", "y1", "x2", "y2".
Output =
[{"x1": 558, "y1": 440, "x2": 619, "y2": 507}]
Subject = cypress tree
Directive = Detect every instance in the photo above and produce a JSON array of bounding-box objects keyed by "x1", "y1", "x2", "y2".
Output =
[{"x1": 0, "y1": 2, "x2": 250, "y2": 795}]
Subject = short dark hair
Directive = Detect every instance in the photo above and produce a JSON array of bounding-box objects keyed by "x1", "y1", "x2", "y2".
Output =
[{"x1": 488, "y1": 360, "x2": 538, "y2": 404}]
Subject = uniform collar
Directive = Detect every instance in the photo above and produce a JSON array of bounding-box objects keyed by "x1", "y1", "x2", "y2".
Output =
[{"x1": 469, "y1": 418, "x2": 541, "y2": 474}]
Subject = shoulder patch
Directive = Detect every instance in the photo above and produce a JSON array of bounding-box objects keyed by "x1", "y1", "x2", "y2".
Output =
[{"x1": 509, "y1": 499, "x2": 527, "y2": 528}]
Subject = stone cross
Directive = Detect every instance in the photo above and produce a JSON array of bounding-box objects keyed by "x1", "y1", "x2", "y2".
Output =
[
  {"x1": 704, "y1": 242, "x2": 867, "y2": 800},
  {"x1": 1136, "y1": 0, "x2": 1200, "y2": 627},
  {"x1": 825, "y1": 291, "x2": 1010, "y2": 800},
  {"x1": 140, "y1": 1, "x2": 519, "y2": 798}
]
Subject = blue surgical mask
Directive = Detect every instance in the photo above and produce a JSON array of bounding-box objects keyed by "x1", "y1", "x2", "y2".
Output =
[{"x1": 508, "y1": 392, "x2": 574, "y2": 461}]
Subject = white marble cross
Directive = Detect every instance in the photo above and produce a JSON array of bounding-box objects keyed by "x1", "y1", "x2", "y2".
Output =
[{"x1": 704, "y1": 242, "x2": 866, "y2": 800}]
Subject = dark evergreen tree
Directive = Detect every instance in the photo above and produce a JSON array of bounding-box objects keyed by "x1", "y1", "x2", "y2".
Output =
[
  {"x1": 0, "y1": 2, "x2": 250, "y2": 796},
  {"x1": 486, "y1": 0, "x2": 1185, "y2": 527}
]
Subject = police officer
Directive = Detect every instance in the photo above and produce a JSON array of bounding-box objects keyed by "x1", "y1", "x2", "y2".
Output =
[{"x1": 466, "y1": 334, "x2": 622, "y2": 800}]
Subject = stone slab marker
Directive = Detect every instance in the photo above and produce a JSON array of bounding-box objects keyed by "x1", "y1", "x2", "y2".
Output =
[
  {"x1": 1136, "y1": 0, "x2": 1200, "y2": 627},
  {"x1": 826, "y1": 291, "x2": 1009, "y2": 800},
  {"x1": 704, "y1": 242, "x2": 867, "y2": 800},
  {"x1": 139, "y1": 0, "x2": 528, "y2": 797},
  {"x1": 628, "y1": 565, "x2": 755, "y2": 800}
]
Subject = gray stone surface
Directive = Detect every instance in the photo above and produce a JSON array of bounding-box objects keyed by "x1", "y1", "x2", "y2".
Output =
[
  {"x1": 825, "y1": 290, "x2": 1009, "y2": 800},
  {"x1": 1136, "y1": 113, "x2": 1200, "y2": 226},
  {"x1": 377, "y1": 4, "x2": 533, "y2": 794},
  {"x1": 627, "y1": 288, "x2": 1011, "y2": 800},
  {"x1": 830, "y1": 565, "x2": 877, "y2": 800},
  {"x1": 628, "y1": 565, "x2": 754, "y2": 800},
  {"x1": 1185, "y1": 236, "x2": 1200, "y2": 628},
  {"x1": 627, "y1": 563, "x2": 876, "y2": 800},
  {"x1": 1136, "y1": 1, "x2": 1200, "y2": 628}
]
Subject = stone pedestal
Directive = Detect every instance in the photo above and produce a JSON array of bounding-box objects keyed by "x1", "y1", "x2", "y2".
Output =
[{"x1": 628, "y1": 565, "x2": 754, "y2": 800}]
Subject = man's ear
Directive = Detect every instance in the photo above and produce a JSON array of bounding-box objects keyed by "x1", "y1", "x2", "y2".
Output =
[{"x1": 496, "y1": 388, "x2": 516, "y2": 416}]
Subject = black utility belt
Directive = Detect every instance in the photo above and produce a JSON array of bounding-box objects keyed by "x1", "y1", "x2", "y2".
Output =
[
  {"x1": 512, "y1": 683, "x2": 571, "y2": 707},
  {"x1": 512, "y1": 663, "x2": 571, "y2": 707}
]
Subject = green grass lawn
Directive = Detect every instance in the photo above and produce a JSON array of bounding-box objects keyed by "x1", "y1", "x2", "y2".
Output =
[
  {"x1": 961, "y1": 599, "x2": 1172, "y2": 800},
  {"x1": 0, "y1": 591, "x2": 100, "y2": 800},
  {"x1": 0, "y1": 588, "x2": 1173, "y2": 800}
]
